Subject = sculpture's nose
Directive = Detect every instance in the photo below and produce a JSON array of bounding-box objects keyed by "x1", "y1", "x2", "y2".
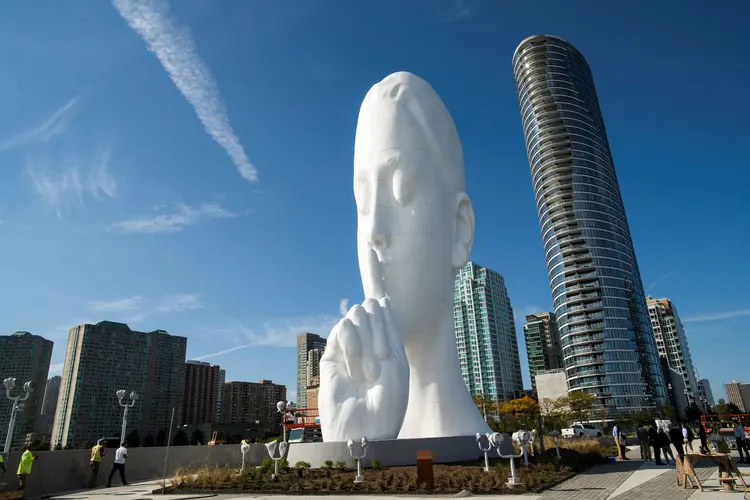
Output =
[{"x1": 367, "y1": 208, "x2": 390, "y2": 253}]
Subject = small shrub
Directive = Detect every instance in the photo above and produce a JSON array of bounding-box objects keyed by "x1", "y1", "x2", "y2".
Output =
[
  {"x1": 352, "y1": 458, "x2": 358, "y2": 467},
  {"x1": 323, "y1": 460, "x2": 333, "y2": 469},
  {"x1": 294, "y1": 461, "x2": 311, "y2": 469},
  {"x1": 334, "y1": 460, "x2": 346, "y2": 469},
  {"x1": 371, "y1": 458, "x2": 381, "y2": 469},
  {"x1": 260, "y1": 458, "x2": 273, "y2": 471},
  {"x1": 278, "y1": 458, "x2": 289, "y2": 469}
]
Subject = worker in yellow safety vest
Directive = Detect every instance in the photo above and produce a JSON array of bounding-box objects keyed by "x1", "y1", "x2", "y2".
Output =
[
  {"x1": 0, "y1": 453, "x2": 5, "y2": 475},
  {"x1": 16, "y1": 445, "x2": 38, "y2": 493},
  {"x1": 89, "y1": 440, "x2": 106, "y2": 488}
]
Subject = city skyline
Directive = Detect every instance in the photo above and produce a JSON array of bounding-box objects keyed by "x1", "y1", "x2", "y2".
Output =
[{"x1": 0, "y1": 1, "x2": 747, "y2": 405}]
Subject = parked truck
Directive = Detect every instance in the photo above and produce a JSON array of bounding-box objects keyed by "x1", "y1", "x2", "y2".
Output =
[{"x1": 561, "y1": 423, "x2": 603, "y2": 438}]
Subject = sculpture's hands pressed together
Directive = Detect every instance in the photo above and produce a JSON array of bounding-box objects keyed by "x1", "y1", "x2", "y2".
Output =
[{"x1": 319, "y1": 252, "x2": 409, "y2": 441}]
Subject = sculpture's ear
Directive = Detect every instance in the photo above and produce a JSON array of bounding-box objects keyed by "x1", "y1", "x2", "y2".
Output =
[{"x1": 452, "y1": 192, "x2": 474, "y2": 268}]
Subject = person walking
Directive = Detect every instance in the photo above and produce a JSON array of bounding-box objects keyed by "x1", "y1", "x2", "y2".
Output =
[
  {"x1": 698, "y1": 423, "x2": 709, "y2": 454},
  {"x1": 16, "y1": 445, "x2": 38, "y2": 494},
  {"x1": 106, "y1": 442, "x2": 129, "y2": 487},
  {"x1": 612, "y1": 423, "x2": 624, "y2": 460},
  {"x1": 668, "y1": 424, "x2": 685, "y2": 458},
  {"x1": 89, "y1": 439, "x2": 105, "y2": 488},
  {"x1": 649, "y1": 424, "x2": 664, "y2": 465},
  {"x1": 658, "y1": 427, "x2": 675, "y2": 465},
  {"x1": 636, "y1": 425, "x2": 651, "y2": 460},
  {"x1": 682, "y1": 423, "x2": 695, "y2": 453},
  {"x1": 733, "y1": 421, "x2": 749, "y2": 463}
]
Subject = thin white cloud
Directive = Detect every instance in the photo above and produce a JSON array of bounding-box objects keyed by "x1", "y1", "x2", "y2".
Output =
[
  {"x1": 193, "y1": 314, "x2": 338, "y2": 360},
  {"x1": 112, "y1": 0, "x2": 258, "y2": 182},
  {"x1": 683, "y1": 309, "x2": 750, "y2": 323},
  {"x1": 89, "y1": 296, "x2": 143, "y2": 312},
  {"x1": 26, "y1": 151, "x2": 118, "y2": 217},
  {"x1": 0, "y1": 96, "x2": 79, "y2": 151},
  {"x1": 156, "y1": 293, "x2": 203, "y2": 313},
  {"x1": 646, "y1": 272, "x2": 673, "y2": 294},
  {"x1": 440, "y1": 0, "x2": 471, "y2": 23},
  {"x1": 107, "y1": 203, "x2": 238, "y2": 234},
  {"x1": 87, "y1": 293, "x2": 202, "y2": 325},
  {"x1": 339, "y1": 298, "x2": 349, "y2": 317}
]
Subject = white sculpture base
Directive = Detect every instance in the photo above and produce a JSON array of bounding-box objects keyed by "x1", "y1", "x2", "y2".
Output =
[{"x1": 286, "y1": 435, "x2": 514, "y2": 468}]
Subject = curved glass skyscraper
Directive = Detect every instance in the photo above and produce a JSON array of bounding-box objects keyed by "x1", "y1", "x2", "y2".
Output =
[{"x1": 512, "y1": 35, "x2": 667, "y2": 415}]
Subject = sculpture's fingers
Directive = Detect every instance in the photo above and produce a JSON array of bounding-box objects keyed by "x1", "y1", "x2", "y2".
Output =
[
  {"x1": 367, "y1": 248, "x2": 386, "y2": 301},
  {"x1": 347, "y1": 304, "x2": 379, "y2": 381},
  {"x1": 364, "y1": 298, "x2": 388, "y2": 360},
  {"x1": 337, "y1": 318, "x2": 364, "y2": 381},
  {"x1": 320, "y1": 319, "x2": 344, "y2": 364}
]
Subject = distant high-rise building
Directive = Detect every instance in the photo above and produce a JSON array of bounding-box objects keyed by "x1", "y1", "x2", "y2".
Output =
[
  {"x1": 37, "y1": 375, "x2": 61, "y2": 435},
  {"x1": 513, "y1": 35, "x2": 667, "y2": 415},
  {"x1": 523, "y1": 312, "x2": 563, "y2": 390},
  {"x1": 297, "y1": 333, "x2": 327, "y2": 409},
  {"x1": 646, "y1": 296, "x2": 699, "y2": 406},
  {"x1": 51, "y1": 321, "x2": 186, "y2": 448},
  {"x1": 182, "y1": 361, "x2": 221, "y2": 425},
  {"x1": 305, "y1": 348, "x2": 324, "y2": 420},
  {"x1": 220, "y1": 380, "x2": 286, "y2": 433},
  {"x1": 0, "y1": 332, "x2": 53, "y2": 447},
  {"x1": 454, "y1": 262, "x2": 523, "y2": 401},
  {"x1": 216, "y1": 368, "x2": 226, "y2": 422},
  {"x1": 725, "y1": 381, "x2": 750, "y2": 413},
  {"x1": 697, "y1": 379, "x2": 715, "y2": 409}
]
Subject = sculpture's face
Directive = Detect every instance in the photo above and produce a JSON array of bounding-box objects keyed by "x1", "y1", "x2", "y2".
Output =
[{"x1": 354, "y1": 148, "x2": 456, "y2": 336}]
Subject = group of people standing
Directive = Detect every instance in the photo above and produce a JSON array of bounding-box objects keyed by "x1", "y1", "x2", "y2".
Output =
[{"x1": 614, "y1": 422, "x2": 706, "y2": 465}]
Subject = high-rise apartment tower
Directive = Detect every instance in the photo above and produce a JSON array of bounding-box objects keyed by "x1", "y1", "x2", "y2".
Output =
[
  {"x1": 512, "y1": 35, "x2": 666, "y2": 414},
  {"x1": 52, "y1": 321, "x2": 186, "y2": 448},
  {"x1": 182, "y1": 361, "x2": 222, "y2": 425},
  {"x1": 296, "y1": 333, "x2": 327, "y2": 409},
  {"x1": 454, "y1": 262, "x2": 523, "y2": 401},
  {"x1": 0, "y1": 332, "x2": 53, "y2": 447},
  {"x1": 523, "y1": 312, "x2": 563, "y2": 390},
  {"x1": 38, "y1": 375, "x2": 61, "y2": 435},
  {"x1": 725, "y1": 381, "x2": 750, "y2": 413},
  {"x1": 646, "y1": 296, "x2": 699, "y2": 406},
  {"x1": 220, "y1": 380, "x2": 286, "y2": 433}
]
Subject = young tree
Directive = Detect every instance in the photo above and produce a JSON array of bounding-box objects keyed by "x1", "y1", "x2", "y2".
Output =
[
  {"x1": 497, "y1": 396, "x2": 540, "y2": 429},
  {"x1": 173, "y1": 429, "x2": 189, "y2": 446},
  {"x1": 472, "y1": 393, "x2": 494, "y2": 420},
  {"x1": 156, "y1": 430, "x2": 167, "y2": 447},
  {"x1": 191, "y1": 429, "x2": 204, "y2": 445},
  {"x1": 562, "y1": 391, "x2": 597, "y2": 424},
  {"x1": 127, "y1": 430, "x2": 140, "y2": 447}
]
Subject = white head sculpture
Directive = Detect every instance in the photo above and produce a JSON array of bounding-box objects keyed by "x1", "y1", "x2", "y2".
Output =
[
  {"x1": 354, "y1": 72, "x2": 474, "y2": 338},
  {"x1": 319, "y1": 71, "x2": 489, "y2": 442}
]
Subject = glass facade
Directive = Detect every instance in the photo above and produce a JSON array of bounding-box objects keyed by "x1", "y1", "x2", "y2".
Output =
[
  {"x1": 523, "y1": 312, "x2": 563, "y2": 390},
  {"x1": 512, "y1": 35, "x2": 667, "y2": 415},
  {"x1": 454, "y1": 262, "x2": 523, "y2": 401}
]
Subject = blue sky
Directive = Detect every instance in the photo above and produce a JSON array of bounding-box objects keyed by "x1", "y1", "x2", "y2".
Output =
[{"x1": 1, "y1": 0, "x2": 747, "y2": 404}]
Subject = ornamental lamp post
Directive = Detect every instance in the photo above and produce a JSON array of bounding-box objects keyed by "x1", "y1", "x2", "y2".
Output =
[
  {"x1": 3, "y1": 378, "x2": 34, "y2": 455},
  {"x1": 276, "y1": 400, "x2": 294, "y2": 442},
  {"x1": 116, "y1": 390, "x2": 138, "y2": 445}
]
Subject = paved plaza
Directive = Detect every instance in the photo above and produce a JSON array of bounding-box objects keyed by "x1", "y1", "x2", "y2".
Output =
[{"x1": 32, "y1": 446, "x2": 750, "y2": 500}]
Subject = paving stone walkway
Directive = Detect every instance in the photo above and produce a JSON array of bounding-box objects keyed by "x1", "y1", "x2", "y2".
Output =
[{"x1": 540, "y1": 460, "x2": 643, "y2": 500}]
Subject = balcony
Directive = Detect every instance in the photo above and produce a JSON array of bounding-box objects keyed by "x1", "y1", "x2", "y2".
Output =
[
  {"x1": 564, "y1": 333, "x2": 605, "y2": 347},
  {"x1": 565, "y1": 281, "x2": 600, "y2": 294},
  {"x1": 567, "y1": 367, "x2": 606, "y2": 378},
  {"x1": 566, "y1": 345, "x2": 605, "y2": 357}
]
